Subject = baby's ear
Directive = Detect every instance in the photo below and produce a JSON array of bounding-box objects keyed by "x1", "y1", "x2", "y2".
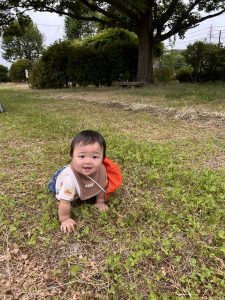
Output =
[{"x1": 69, "y1": 149, "x2": 74, "y2": 157}]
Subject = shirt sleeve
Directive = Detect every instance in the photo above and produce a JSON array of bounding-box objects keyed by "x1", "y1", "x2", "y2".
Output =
[{"x1": 56, "y1": 175, "x2": 78, "y2": 201}]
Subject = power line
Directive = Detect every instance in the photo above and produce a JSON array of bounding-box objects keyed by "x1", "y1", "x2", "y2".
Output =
[
  {"x1": 165, "y1": 25, "x2": 225, "y2": 49},
  {"x1": 36, "y1": 23, "x2": 63, "y2": 27}
]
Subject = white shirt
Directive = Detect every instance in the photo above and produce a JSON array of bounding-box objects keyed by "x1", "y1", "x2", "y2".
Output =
[{"x1": 55, "y1": 165, "x2": 80, "y2": 201}]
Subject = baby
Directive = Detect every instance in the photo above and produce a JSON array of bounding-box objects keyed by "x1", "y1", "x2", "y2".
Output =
[{"x1": 48, "y1": 130, "x2": 121, "y2": 233}]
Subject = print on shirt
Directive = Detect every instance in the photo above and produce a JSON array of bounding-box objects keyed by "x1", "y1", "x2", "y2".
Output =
[{"x1": 64, "y1": 188, "x2": 74, "y2": 196}]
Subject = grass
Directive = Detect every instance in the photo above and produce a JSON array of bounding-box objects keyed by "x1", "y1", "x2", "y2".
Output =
[
  {"x1": 19, "y1": 81, "x2": 225, "y2": 112},
  {"x1": 0, "y1": 82, "x2": 225, "y2": 299}
]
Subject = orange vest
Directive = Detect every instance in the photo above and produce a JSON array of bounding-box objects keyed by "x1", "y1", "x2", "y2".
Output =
[{"x1": 103, "y1": 157, "x2": 123, "y2": 200}]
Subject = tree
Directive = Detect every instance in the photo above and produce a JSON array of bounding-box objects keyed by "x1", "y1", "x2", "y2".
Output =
[
  {"x1": 154, "y1": 50, "x2": 186, "y2": 82},
  {"x1": 1, "y1": 1, "x2": 224, "y2": 82},
  {"x1": 64, "y1": 2, "x2": 98, "y2": 39},
  {"x1": 65, "y1": 17, "x2": 97, "y2": 39},
  {"x1": 64, "y1": 0, "x2": 98, "y2": 39},
  {"x1": 1, "y1": 16, "x2": 44, "y2": 62},
  {"x1": 184, "y1": 41, "x2": 225, "y2": 81}
]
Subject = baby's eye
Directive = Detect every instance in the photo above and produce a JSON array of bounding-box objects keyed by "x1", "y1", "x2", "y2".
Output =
[
  {"x1": 93, "y1": 155, "x2": 100, "y2": 159},
  {"x1": 78, "y1": 155, "x2": 85, "y2": 159}
]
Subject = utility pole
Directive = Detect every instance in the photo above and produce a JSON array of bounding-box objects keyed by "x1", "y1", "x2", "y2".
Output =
[
  {"x1": 218, "y1": 30, "x2": 222, "y2": 47},
  {"x1": 209, "y1": 25, "x2": 213, "y2": 43}
]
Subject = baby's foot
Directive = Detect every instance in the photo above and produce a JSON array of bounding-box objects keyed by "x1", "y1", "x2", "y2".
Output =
[{"x1": 95, "y1": 202, "x2": 109, "y2": 211}]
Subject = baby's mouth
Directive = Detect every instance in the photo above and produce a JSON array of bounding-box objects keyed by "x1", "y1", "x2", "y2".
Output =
[{"x1": 83, "y1": 166, "x2": 93, "y2": 172}]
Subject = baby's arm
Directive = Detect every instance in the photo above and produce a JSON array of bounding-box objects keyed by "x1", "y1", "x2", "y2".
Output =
[
  {"x1": 95, "y1": 191, "x2": 109, "y2": 211},
  {"x1": 58, "y1": 200, "x2": 76, "y2": 233}
]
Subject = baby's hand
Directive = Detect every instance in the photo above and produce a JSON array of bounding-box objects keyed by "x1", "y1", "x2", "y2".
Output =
[
  {"x1": 95, "y1": 201, "x2": 109, "y2": 211},
  {"x1": 60, "y1": 218, "x2": 76, "y2": 233}
]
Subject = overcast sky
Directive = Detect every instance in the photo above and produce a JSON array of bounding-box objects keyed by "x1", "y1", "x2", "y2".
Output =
[{"x1": 0, "y1": 11, "x2": 225, "y2": 68}]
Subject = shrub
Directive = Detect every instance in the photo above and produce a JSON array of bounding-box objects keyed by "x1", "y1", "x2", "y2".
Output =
[
  {"x1": 10, "y1": 59, "x2": 30, "y2": 82},
  {"x1": 154, "y1": 67, "x2": 174, "y2": 82},
  {"x1": 101, "y1": 41, "x2": 138, "y2": 83},
  {"x1": 0, "y1": 65, "x2": 9, "y2": 82},
  {"x1": 68, "y1": 46, "x2": 102, "y2": 86},
  {"x1": 29, "y1": 29, "x2": 139, "y2": 88},
  {"x1": 176, "y1": 66, "x2": 194, "y2": 83},
  {"x1": 79, "y1": 28, "x2": 138, "y2": 84},
  {"x1": 69, "y1": 39, "x2": 138, "y2": 86},
  {"x1": 29, "y1": 60, "x2": 48, "y2": 88},
  {"x1": 81, "y1": 28, "x2": 138, "y2": 48}
]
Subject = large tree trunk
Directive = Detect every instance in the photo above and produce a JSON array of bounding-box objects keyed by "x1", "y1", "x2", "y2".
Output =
[{"x1": 136, "y1": 8, "x2": 154, "y2": 83}]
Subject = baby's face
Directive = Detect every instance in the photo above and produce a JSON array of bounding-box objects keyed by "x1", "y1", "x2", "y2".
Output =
[{"x1": 71, "y1": 142, "x2": 103, "y2": 176}]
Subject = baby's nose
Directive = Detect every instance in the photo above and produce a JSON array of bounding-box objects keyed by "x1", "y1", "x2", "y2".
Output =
[{"x1": 85, "y1": 156, "x2": 92, "y2": 163}]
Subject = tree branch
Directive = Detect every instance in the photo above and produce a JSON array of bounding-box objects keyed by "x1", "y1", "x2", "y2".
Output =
[
  {"x1": 75, "y1": 0, "x2": 139, "y2": 30},
  {"x1": 155, "y1": 0, "x2": 223, "y2": 42},
  {"x1": 155, "y1": 0, "x2": 180, "y2": 28},
  {"x1": 158, "y1": 9, "x2": 225, "y2": 42},
  {"x1": 104, "y1": 0, "x2": 141, "y2": 18}
]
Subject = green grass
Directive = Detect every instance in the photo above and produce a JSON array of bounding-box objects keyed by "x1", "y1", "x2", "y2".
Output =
[
  {"x1": 45, "y1": 81, "x2": 225, "y2": 111},
  {"x1": 5, "y1": 81, "x2": 225, "y2": 111},
  {"x1": 0, "y1": 83, "x2": 225, "y2": 299}
]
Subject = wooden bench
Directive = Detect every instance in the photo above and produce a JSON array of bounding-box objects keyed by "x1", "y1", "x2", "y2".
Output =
[{"x1": 113, "y1": 81, "x2": 146, "y2": 88}]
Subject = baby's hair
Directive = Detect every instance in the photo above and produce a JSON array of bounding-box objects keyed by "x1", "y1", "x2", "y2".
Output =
[{"x1": 70, "y1": 130, "x2": 106, "y2": 158}]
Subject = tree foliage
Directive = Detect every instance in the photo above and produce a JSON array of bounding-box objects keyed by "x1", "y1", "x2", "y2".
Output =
[
  {"x1": 65, "y1": 17, "x2": 97, "y2": 39},
  {"x1": 1, "y1": 1, "x2": 224, "y2": 82},
  {"x1": 154, "y1": 50, "x2": 186, "y2": 82},
  {"x1": 64, "y1": 2, "x2": 98, "y2": 39},
  {"x1": 1, "y1": 16, "x2": 44, "y2": 62},
  {"x1": 184, "y1": 41, "x2": 225, "y2": 82}
]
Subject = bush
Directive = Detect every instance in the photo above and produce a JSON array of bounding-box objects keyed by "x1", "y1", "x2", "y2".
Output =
[
  {"x1": 30, "y1": 40, "x2": 77, "y2": 88},
  {"x1": 29, "y1": 29, "x2": 138, "y2": 88},
  {"x1": 10, "y1": 59, "x2": 30, "y2": 82},
  {"x1": 81, "y1": 28, "x2": 138, "y2": 48},
  {"x1": 29, "y1": 60, "x2": 48, "y2": 88},
  {"x1": 176, "y1": 66, "x2": 194, "y2": 83},
  {"x1": 102, "y1": 41, "x2": 138, "y2": 83},
  {"x1": 154, "y1": 67, "x2": 174, "y2": 82},
  {"x1": 0, "y1": 65, "x2": 9, "y2": 82},
  {"x1": 154, "y1": 50, "x2": 188, "y2": 82},
  {"x1": 79, "y1": 28, "x2": 138, "y2": 84},
  {"x1": 68, "y1": 46, "x2": 102, "y2": 86}
]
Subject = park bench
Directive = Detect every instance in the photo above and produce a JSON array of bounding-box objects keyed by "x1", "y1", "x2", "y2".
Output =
[{"x1": 113, "y1": 81, "x2": 146, "y2": 88}]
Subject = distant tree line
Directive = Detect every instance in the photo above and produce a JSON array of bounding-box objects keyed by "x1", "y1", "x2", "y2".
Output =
[
  {"x1": 0, "y1": 16, "x2": 44, "y2": 83},
  {"x1": 0, "y1": 16, "x2": 225, "y2": 86},
  {"x1": 178, "y1": 41, "x2": 225, "y2": 83},
  {"x1": 28, "y1": 37, "x2": 225, "y2": 87},
  {"x1": 1, "y1": 0, "x2": 225, "y2": 83}
]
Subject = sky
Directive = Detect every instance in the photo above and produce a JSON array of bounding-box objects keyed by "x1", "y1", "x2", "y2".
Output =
[{"x1": 0, "y1": 10, "x2": 225, "y2": 68}]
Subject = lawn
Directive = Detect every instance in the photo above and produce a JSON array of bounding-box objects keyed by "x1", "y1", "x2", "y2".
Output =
[{"x1": 0, "y1": 83, "x2": 225, "y2": 299}]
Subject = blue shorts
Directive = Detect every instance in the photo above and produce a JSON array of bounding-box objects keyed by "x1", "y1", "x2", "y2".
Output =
[{"x1": 48, "y1": 166, "x2": 66, "y2": 194}]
